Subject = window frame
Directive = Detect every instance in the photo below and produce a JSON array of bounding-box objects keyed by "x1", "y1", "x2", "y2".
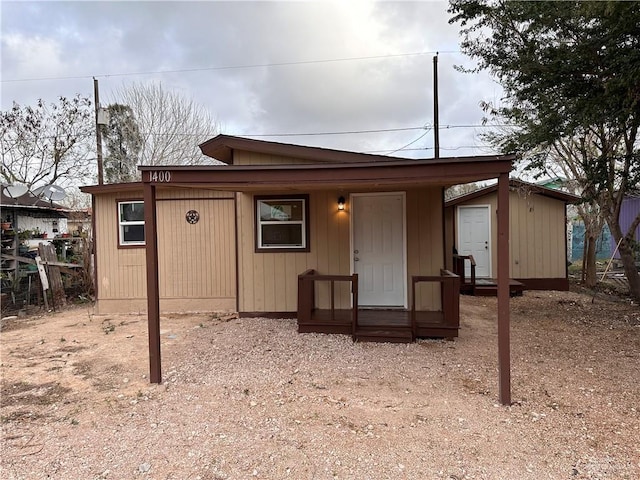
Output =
[
  {"x1": 254, "y1": 194, "x2": 310, "y2": 253},
  {"x1": 116, "y1": 199, "x2": 145, "y2": 248}
]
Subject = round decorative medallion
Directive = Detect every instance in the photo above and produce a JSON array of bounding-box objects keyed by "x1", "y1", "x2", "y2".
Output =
[{"x1": 185, "y1": 210, "x2": 200, "y2": 224}]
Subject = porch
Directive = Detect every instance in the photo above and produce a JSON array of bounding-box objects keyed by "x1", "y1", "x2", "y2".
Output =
[
  {"x1": 297, "y1": 269, "x2": 460, "y2": 343},
  {"x1": 453, "y1": 255, "x2": 525, "y2": 297}
]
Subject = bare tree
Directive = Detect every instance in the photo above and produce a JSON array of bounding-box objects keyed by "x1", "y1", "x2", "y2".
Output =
[
  {"x1": 544, "y1": 135, "x2": 608, "y2": 288},
  {"x1": 0, "y1": 96, "x2": 95, "y2": 191},
  {"x1": 110, "y1": 82, "x2": 219, "y2": 166}
]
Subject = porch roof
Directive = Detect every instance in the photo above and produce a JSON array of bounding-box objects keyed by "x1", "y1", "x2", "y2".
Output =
[
  {"x1": 128, "y1": 136, "x2": 515, "y2": 406},
  {"x1": 136, "y1": 155, "x2": 514, "y2": 191}
]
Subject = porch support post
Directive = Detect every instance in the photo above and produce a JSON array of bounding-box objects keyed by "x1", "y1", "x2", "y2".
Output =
[
  {"x1": 497, "y1": 172, "x2": 511, "y2": 405},
  {"x1": 144, "y1": 182, "x2": 162, "y2": 384}
]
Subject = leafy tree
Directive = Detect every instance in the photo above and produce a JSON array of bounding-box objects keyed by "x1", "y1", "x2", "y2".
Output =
[
  {"x1": 0, "y1": 95, "x2": 95, "y2": 191},
  {"x1": 102, "y1": 104, "x2": 142, "y2": 183},
  {"x1": 111, "y1": 82, "x2": 219, "y2": 166},
  {"x1": 449, "y1": 0, "x2": 640, "y2": 300}
]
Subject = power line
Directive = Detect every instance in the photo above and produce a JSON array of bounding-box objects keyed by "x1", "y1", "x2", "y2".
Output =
[
  {"x1": 1, "y1": 50, "x2": 461, "y2": 83},
  {"x1": 8, "y1": 123, "x2": 515, "y2": 142},
  {"x1": 366, "y1": 145, "x2": 496, "y2": 154},
  {"x1": 239, "y1": 126, "x2": 428, "y2": 138},
  {"x1": 386, "y1": 127, "x2": 432, "y2": 155}
]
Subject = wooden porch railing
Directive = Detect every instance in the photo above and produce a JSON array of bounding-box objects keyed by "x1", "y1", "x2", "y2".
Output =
[
  {"x1": 453, "y1": 254, "x2": 476, "y2": 293},
  {"x1": 411, "y1": 269, "x2": 460, "y2": 340},
  {"x1": 297, "y1": 269, "x2": 359, "y2": 338}
]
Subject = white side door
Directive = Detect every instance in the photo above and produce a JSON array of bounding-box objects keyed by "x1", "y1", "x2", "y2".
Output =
[
  {"x1": 457, "y1": 205, "x2": 491, "y2": 278},
  {"x1": 352, "y1": 193, "x2": 406, "y2": 307}
]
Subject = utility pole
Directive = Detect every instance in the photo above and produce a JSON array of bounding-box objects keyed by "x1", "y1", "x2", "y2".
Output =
[
  {"x1": 433, "y1": 53, "x2": 440, "y2": 159},
  {"x1": 94, "y1": 77, "x2": 104, "y2": 185}
]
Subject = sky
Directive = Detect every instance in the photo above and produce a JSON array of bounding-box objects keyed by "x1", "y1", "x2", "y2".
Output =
[{"x1": 0, "y1": 0, "x2": 504, "y2": 161}]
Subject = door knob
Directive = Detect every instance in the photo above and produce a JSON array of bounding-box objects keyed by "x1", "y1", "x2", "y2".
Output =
[{"x1": 354, "y1": 257, "x2": 360, "y2": 261}]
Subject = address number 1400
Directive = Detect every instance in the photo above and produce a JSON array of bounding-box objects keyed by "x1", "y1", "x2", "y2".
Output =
[{"x1": 148, "y1": 171, "x2": 172, "y2": 182}]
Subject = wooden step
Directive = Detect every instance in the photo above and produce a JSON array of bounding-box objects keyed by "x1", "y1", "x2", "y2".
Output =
[{"x1": 354, "y1": 326, "x2": 413, "y2": 343}]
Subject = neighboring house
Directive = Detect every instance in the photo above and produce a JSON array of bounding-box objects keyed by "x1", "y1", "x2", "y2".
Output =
[
  {"x1": 1, "y1": 190, "x2": 71, "y2": 277},
  {"x1": 66, "y1": 208, "x2": 92, "y2": 238},
  {"x1": 1, "y1": 190, "x2": 70, "y2": 239},
  {"x1": 444, "y1": 179, "x2": 579, "y2": 291},
  {"x1": 613, "y1": 194, "x2": 640, "y2": 259}
]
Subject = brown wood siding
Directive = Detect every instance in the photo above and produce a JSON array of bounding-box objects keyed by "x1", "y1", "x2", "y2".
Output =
[
  {"x1": 238, "y1": 187, "x2": 444, "y2": 313},
  {"x1": 93, "y1": 188, "x2": 236, "y2": 314},
  {"x1": 94, "y1": 192, "x2": 147, "y2": 309},
  {"x1": 233, "y1": 150, "x2": 323, "y2": 166},
  {"x1": 237, "y1": 190, "x2": 351, "y2": 312},
  {"x1": 157, "y1": 197, "x2": 236, "y2": 300},
  {"x1": 453, "y1": 190, "x2": 567, "y2": 280},
  {"x1": 407, "y1": 188, "x2": 443, "y2": 311}
]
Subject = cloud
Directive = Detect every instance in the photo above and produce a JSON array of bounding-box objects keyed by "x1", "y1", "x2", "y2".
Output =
[{"x1": 1, "y1": 1, "x2": 501, "y2": 159}]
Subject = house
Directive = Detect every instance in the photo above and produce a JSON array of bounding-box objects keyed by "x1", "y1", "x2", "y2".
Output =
[
  {"x1": 1, "y1": 190, "x2": 71, "y2": 279},
  {"x1": 1, "y1": 189, "x2": 70, "y2": 238},
  {"x1": 81, "y1": 134, "x2": 516, "y2": 404},
  {"x1": 444, "y1": 179, "x2": 579, "y2": 292}
]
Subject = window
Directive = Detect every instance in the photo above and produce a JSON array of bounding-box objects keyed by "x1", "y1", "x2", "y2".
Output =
[
  {"x1": 255, "y1": 195, "x2": 309, "y2": 252},
  {"x1": 118, "y1": 200, "x2": 145, "y2": 246}
]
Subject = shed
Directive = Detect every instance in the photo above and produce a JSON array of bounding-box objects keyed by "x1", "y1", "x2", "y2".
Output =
[{"x1": 444, "y1": 179, "x2": 579, "y2": 291}]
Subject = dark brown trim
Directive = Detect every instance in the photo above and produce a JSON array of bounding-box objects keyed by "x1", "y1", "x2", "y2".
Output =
[
  {"x1": 156, "y1": 196, "x2": 235, "y2": 202},
  {"x1": 81, "y1": 182, "x2": 143, "y2": 195},
  {"x1": 497, "y1": 173, "x2": 511, "y2": 406},
  {"x1": 515, "y1": 278, "x2": 569, "y2": 291},
  {"x1": 143, "y1": 184, "x2": 161, "y2": 384},
  {"x1": 441, "y1": 186, "x2": 447, "y2": 272},
  {"x1": 234, "y1": 192, "x2": 240, "y2": 314},
  {"x1": 239, "y1": 311, "x2": 298, "y2": 319},
  {"x1": 139, "y1": 157, "x2": 513, "y2": 191},
  {"x1": 254, "y1": 194, "x2": 311, "y2": 253}
]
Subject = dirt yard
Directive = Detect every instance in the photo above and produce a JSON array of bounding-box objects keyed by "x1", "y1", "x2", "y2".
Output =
[{"x1": 1, "y1": 289, "x2": 639, "y2": 480}]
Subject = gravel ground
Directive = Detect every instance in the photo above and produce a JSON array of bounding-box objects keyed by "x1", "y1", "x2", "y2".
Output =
[{"x1": 1, "y1": 289, "x2": 639, "y2": 480}]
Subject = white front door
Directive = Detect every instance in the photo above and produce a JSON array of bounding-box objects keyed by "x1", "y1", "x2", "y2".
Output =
[
  {"x1": 352, "y1": 193, "x2": 406, "y2": 307},
  {"x1": 457, "y1": 205, "x2": 491, "y2": 277}
]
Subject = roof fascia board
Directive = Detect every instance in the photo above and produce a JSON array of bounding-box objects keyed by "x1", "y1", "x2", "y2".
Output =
[
  {"x1": 198, "y1": 134, "x2": 514, "y2": 166},
  {"x1": 138, "y1": 158, "x2": 513, "y2": 190},
  {"x1": 445, "y1": 178, "x2": 580, "y2": 206}
]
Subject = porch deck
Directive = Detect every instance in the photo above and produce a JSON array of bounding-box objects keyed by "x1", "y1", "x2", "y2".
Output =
[
  {"x1": 297, "y1": 269, "x2": 460, "y2": 343},
  {"x1": 298, "y1": 309, "x2": 458, "y2": 342},
  {"x1": 461, "y1": 278, "x2": 525, "y2": 296},
  {"x1": 454, "y1": 254, "x2": 525, "y2": 297}
]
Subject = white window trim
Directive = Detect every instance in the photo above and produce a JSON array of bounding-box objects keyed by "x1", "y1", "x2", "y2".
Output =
[
  {"x1": 118, "y1": 200, "x2": 145, "y2": 246},
  {"x1": 256, "y1": 197, "x2": 308, "y2": 250}
]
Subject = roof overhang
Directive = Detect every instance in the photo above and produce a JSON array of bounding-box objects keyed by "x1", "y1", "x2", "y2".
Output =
[
  {"x1": 198, "y1": 134, "x2": 427, "y2": 165},
  {"x1": 80, "y1": 182, "x2": 144, "y2": 195},
  {"x1": 445, "y1": 178, "x2": 581, "y2": 207},
  {"x1": 135, "y1": 156, "x2": 514, "y2": 192}
]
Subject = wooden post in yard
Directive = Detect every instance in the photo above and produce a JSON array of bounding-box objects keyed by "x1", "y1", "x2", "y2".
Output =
[
  {"x1": 144, "y1": 182, "x2": 161, "y2": 383},
  {"x1": 497, "y1": 172, "x2": 511, "y2": 405}
]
